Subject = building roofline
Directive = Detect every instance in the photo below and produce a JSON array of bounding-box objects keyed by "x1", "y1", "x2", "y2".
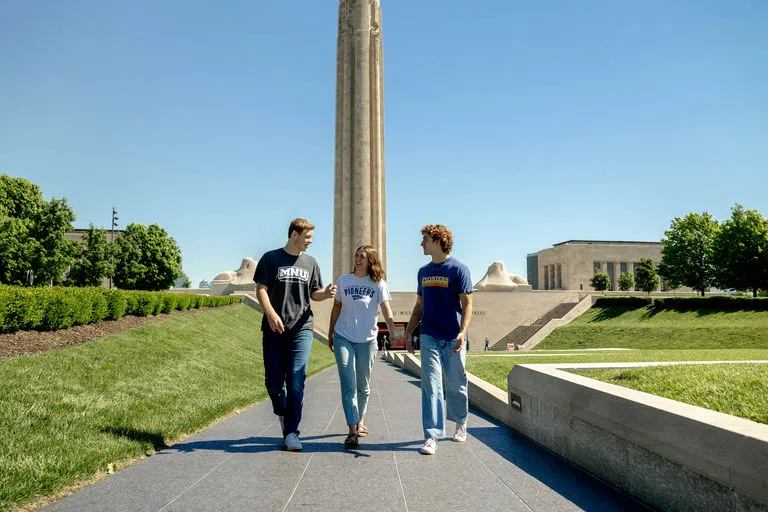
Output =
[{"x1": 552, "y1": 240, "x2": 662, "y2": 247}]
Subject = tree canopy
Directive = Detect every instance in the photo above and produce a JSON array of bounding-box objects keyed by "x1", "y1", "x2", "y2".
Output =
[
  {"x1": 0, "y1": 175, "x2": 77, "y2": 285},
  {"x1": 67, "y1": 225, "x2": 114, "y2": 287},
  {"x1": 658, "y1": 212, "x2": 719, "y2": 296},
  {"x1": 712, "y1": 204, "x2": 768, "y2": 297},
  {"x1": 113, "y1": 223, "x2": 183, "y2": 291},
  {"x1": 590, "y1": 271, "x2": 611, "y2": 292},
  {"x1": 635, "y1": 258, "x2": 659, "y2": 294}
]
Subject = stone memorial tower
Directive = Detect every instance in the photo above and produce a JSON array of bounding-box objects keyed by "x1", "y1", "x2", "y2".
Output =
[{"x1": 333, "y1": 0, "x2": 386, "y2": 280}]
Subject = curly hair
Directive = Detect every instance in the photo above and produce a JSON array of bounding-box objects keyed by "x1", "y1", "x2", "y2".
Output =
[
  {"x1": 353, "y1": 245, "x2": 386, "y2": 282},
  {"x1": 288, "y1": 218, "x2": 315, "y2": 238},
  {"x1": 421, "y1": 224, "x2": 453, "y2": 254}
]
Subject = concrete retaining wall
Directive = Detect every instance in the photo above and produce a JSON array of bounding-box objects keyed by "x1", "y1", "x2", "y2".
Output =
[{"x1": 507, "y1": 364, "x2": 768, "y2": 511}]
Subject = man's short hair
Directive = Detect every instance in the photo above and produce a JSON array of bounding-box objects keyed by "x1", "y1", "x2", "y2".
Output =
[
  {"x1": 421, "y1": 224, "x2": 453, "y2": 254},
  {"x1": 288, "y1": 218, "x2": 315, "y2": 238}
]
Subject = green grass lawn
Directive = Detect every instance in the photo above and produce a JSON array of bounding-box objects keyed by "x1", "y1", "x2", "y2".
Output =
[
  {"x1": 536, "y1": 306, "x2": 768, "y2": 350},
  {"x1": 465, "y1": 349, "x2": 768, "y2": 392},
  {"x1": 571, "y1": 364, "x2": 768, "y2": 425},
  {"x1": 0, "y1": 305, "x2": 335, "y2": 512},
  {"x1": 466, "y1": 305, "x2": 768, "y2": 427}
]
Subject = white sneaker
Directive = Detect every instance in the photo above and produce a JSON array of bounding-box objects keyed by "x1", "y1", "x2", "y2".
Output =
[
  {"x1": 284, "y1": 433, "x2": 303, "y2": 451},
  {"x1": 453, "y1": 423, "x2": 467, "y2": 443},
  {"x1": 419, "y1": 437, "x2": 437, "y2": 455}
]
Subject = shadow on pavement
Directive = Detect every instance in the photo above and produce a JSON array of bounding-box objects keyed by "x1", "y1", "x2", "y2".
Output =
[
  {"x1": 468, "y1": 412, "x2": 650, "y2": 511},
  {"x1": 163, "y1": 434, "x2": 422, "y2": 455}
]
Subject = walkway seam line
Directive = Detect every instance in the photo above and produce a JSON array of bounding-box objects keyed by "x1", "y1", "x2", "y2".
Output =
[
  {"x1": 376, "y1": 363, "x2": 409, "y2": 511},
  {"x1": 156, "y1": 454, "x2": 233, "y2": 512},
  {"x1": 282, "y1": 454, "x2": 314, "y2": 512},
  {"x1": 155, "y1": 413, "x2": 284, "y2": 511},
  {"x1": 467, "y1": 443, "x2": 534, "y2": 511}
]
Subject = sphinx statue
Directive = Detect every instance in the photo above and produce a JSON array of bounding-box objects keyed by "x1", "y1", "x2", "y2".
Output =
[
  {"x1": 474, "y1": 261, "x2": 532, "y2": 292},
  {"x1": 211, "y1": 257, "x2": 258, "y2": 296}
]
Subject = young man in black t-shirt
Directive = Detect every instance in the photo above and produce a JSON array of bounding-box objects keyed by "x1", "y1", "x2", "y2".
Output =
[{"x1": 254, "y1": 218, "x2": 337, "y2": 451}]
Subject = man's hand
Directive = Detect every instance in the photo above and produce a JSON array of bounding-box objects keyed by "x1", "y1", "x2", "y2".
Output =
[
  {"x1": 452, "y1": 331, "x2": 466, "y2": 353},
  {"x1": 316, "y1": 283, "x2": 337, "y2": 301},
  {"x1": 328, "y1": 334, "x2": 334, "y2": 352},
  {"x1": 267, "y1": 312, "x2": 285, "y2": 334}
]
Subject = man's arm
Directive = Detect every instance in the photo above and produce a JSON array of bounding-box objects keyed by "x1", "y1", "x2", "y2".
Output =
[
  {"x1": 256, "y1": 283, "x2": 284, "y2": 334},
  {"x1": 311, "y1": 283, "x2": 337, "y2": 301},
  {"x1": 327, "y1": 300, "x2": 342, "y2": 352},
  {"x1": 453, "y1": 292, "x2": 473, "y2": 353},
  {"x1": 404, "y1": 295, "x2": 423, "y2": 353}
]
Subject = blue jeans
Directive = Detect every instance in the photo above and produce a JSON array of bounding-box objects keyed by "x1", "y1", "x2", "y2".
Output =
[
  {"x1": 333, "y1": 334, "x2": 378, "y2": 426},
  {"x1": 262, "y1": 328, "x2": 314, "y2": 437},
  {"x1": 420, "y1": 333, "x2": 468, "y2": 440}
]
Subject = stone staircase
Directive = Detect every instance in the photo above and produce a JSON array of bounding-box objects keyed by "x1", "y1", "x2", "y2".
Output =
[{"x1": 491, "y1": 298, "x2": 581, "y2": 351}]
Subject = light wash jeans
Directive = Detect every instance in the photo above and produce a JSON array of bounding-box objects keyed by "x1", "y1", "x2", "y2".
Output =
[
  {"x1": 333, "y1": 334, "x2": 378, "y2": 426},
  {"x1": 420, "y1": 333, "x2": 468, "y2": 440}
]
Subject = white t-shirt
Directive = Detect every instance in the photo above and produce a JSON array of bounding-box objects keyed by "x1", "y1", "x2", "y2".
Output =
[{"x1": 333, "y1": 273, "x2": 392, "y2": 342}]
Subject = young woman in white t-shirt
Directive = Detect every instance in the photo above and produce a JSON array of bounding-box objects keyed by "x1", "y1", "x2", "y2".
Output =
[{"x1": 328, "y1": 245, "x2": 399, "y2": 449}]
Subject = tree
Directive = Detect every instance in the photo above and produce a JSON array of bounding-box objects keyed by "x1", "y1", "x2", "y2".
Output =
[
  {"x1": 113, "y1": 223, "x2": 183, "y2": 290},
  {"x1": 590, "y1": 271, "x2": 611, "y2": 292},
  {"x1": 182, "y1": 276, "x2": 191, "y2": 288},
  {"x1": 635, "y1": 258, "x2": 659, "y2": 294},
  {"x1": 618, "y1": 272, "x2": 634, "y2": 291},
  {"x1": 658, "y1": 212, "x2": 719, "y2": 297},
  {"x1": 0, "y1": 175, "x2": 77, "y2": 285},
  {"x1": 712, "y1": 204, "x2": 768, "y2": 297},
  {"x1": 67, "y1": 225, "x2": 114, "y2": 287}
]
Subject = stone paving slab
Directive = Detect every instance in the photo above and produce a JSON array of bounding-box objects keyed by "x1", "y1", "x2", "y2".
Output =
[{"x1": 46, "y1": 357, "x2": 648, "y2": 512}]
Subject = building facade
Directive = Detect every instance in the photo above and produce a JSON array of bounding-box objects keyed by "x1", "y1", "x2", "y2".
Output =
[{"x1": 537, "y1": 240, "x2": 679, "y2": 292}]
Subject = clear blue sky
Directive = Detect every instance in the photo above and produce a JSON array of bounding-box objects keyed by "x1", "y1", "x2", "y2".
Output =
[{"x1": 1, "y1": 0, "x2": 766, "y2": 291}]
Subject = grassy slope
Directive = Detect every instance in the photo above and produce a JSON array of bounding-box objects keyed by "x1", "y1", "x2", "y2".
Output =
[
  {"x1": 0, "y1": 305, "x2": 335, "y2": 511},
  {"x1": 535, "y1": 307, "x2": 768, "y2": 350}
]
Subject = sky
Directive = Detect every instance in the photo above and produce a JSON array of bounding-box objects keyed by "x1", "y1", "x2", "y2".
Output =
[{"x1": 1, "y1": 0, "x2": 766, "y2": 292}]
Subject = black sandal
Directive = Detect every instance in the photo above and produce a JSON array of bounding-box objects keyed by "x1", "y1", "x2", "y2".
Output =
[{"x1": 344, "y1": 433, "x2": 358, "y2": 449}]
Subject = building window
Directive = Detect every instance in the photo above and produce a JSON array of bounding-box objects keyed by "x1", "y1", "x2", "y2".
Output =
[
  {"x1": 557, "y1": 264, "x2": 562, "y2": 289},
  {"x1": 593, "y1": 261, "x2": 601, "y2": 274},
  {"x1": 544, "y1": 267, "x2": 549, "y2": 290},
  {"x1": 620, "y1": 262, "x2": 627, "y2": 275},
  {"x1": 606, "y1": 262, "x2": 615, "y2": 290}
]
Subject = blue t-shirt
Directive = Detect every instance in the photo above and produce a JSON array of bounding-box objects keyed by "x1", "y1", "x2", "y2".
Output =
[{"x1": 417, "y1": 257, "x2": 473, "y2": 340}]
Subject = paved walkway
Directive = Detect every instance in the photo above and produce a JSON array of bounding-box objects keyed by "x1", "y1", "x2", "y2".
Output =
[{"x1": 46, "y1": 358, "x2": 647, "y2": 511}]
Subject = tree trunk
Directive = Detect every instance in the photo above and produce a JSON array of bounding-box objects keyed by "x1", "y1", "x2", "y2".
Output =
[
  {"x1": 754, "y1": 288, "x2": 758, "y2": 298},
  {"x1": 701, "y1": 289, "x2": 705, "y2": 297}
]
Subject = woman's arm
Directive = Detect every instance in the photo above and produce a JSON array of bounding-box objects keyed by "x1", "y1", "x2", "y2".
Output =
[{"x1": 328, "y1": 299, "x2": 342, "y2": 352}]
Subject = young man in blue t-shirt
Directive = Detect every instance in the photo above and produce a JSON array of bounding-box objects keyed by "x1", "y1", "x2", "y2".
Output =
[{"x1": 405, "y1": 224, "x2": 474, "y2": 455}]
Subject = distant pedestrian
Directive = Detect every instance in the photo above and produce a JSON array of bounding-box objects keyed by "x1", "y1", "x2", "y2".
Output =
[
  {"x1": 484, "y1": 337, "x2": 490, "y2": 351},
  {"x1": 328, "y1": 245, "x2": 399, "y2": 449},
  {"x1": 405, "y1": 224, "x2": 473, "y2": 456},
  {"x1": 254, "y1": 218, "x2": 337, "y2": 452}
]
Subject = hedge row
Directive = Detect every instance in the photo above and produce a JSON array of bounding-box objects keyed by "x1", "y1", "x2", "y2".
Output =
[
  {"x1": 0, "y1": 286, "x2": 242, "y2": 334},
  {"x1": 593, "y1": 296, "x2": 768, "y2": 311}
]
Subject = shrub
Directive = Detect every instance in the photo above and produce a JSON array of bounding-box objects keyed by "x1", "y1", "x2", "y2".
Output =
[
  {"x1": 106, "y1": 291, "x2": 127, "y2": 320},
  {"x1": 593, "y1": 296, "x2": 653, "y2": 309}
]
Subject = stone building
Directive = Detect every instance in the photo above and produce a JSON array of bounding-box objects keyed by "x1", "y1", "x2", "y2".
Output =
[{"x1": 533, "y1": 240, "x2": 681, "y2": 292}]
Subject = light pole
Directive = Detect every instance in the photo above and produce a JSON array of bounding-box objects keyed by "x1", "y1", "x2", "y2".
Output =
[{"x1": 110, "y1": 207, "x2": 118, "y2": 289}]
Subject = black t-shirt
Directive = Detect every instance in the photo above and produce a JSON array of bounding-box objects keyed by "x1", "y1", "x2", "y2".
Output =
[{"x1": 253, "y1": 248, "x2": 323, "y2": 333}]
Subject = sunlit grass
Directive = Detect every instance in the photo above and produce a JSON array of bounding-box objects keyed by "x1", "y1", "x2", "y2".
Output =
[{"x1": 0, "y1": 305, "x2": 335, "y2": 512}]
